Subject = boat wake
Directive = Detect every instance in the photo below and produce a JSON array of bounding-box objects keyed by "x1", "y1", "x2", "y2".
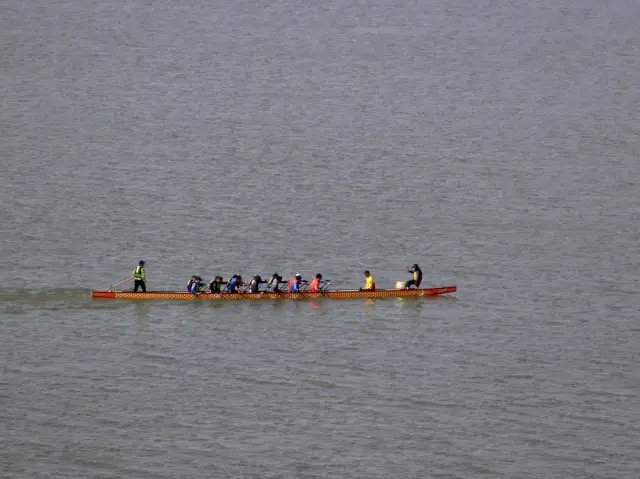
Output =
[{"x1": 0, "y1": 288, "x2": 93, "y2": 303}]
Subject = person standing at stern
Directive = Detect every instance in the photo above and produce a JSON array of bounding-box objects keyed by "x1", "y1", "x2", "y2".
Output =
[{"x1": 133, "y1": 260, "x2": 147, "y2": 292}]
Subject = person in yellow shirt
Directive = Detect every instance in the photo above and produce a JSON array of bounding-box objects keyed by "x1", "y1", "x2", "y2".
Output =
[
  {"x1": 133, "y1": 260, "x2": 147, "y2": 292},
  {"x1": 360, "y1": 270, "x2": 376, "y2": 292}
]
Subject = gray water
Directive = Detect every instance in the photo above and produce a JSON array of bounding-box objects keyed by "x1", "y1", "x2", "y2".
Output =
[{"x1": 2, "y1": 0, "x2": 639, "y2": 477}]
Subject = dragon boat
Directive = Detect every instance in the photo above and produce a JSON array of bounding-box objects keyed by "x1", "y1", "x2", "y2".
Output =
[{"x1": 91, "y1": 286, "x2": 457, "y2": 301}]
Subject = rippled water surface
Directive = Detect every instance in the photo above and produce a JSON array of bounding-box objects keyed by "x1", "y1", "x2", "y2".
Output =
[{"x1": 1, "y1": 0, "x2": 639, "y2": 477}]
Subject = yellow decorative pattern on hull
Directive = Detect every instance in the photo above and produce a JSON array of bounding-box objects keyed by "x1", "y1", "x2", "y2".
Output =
[{"x1": 92, "y1": 287, "x2": 456, "y2": 301}]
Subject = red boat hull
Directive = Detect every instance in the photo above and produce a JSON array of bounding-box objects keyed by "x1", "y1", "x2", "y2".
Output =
[{"x1": 92, "y1": 286, "x2": 457, "y2": 301}]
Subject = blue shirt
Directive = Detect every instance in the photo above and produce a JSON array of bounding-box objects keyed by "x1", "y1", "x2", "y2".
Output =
[{"x1": 226, "y1": 278, "x2": 237, "y2": 292}]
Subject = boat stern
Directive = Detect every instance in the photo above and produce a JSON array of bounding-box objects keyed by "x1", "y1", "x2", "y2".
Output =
[{"x1": 92, "y1": 291, "x2": 116, "y2": 298}]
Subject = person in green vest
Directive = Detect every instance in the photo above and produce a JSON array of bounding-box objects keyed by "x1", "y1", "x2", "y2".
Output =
[{"x1": 133, "y1": 260, "x2": 147, "y2": 292}]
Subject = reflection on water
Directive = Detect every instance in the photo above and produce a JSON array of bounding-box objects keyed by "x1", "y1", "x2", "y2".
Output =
[
  {"x1": 364, "y1": 298, "x2": 377, "y2": 315},
  {"x1": 133, "y1": 301, "x2": 152, "y2": 322},
  {"x1": 2, "y1": 0, "x2": 639, "y2": 476}
]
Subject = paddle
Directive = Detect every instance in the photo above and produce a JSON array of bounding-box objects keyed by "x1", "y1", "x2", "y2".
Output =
[{"x1": 105, "y1": 276, "x2": 134, "y2": 292}]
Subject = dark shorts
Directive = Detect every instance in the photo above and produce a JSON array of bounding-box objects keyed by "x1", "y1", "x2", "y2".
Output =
[{"x1": 405, "y1": 279, "x2": 420, "y2": 289}]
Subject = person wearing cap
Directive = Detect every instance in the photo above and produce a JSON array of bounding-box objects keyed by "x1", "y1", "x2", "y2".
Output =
[
  {"x1": 288, "y1": 274, "x2": 306, "y2": 293},
  {"x1": 133, "y1": 260, "x2": 147, "y2": 292},
  {"x1": 267, "y1": 273, "x2": 282, "y2": 292},
  {"x1": 406, "y1": 264, "x2": 422, "y2": 289},
  {"x1": 360, "y1": 270, "x2": 376, "y2": 292}
]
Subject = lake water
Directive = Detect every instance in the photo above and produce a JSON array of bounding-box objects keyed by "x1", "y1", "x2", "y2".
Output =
[{"x1": 1, "y1": 0, "x2": 639, "y2": 477}]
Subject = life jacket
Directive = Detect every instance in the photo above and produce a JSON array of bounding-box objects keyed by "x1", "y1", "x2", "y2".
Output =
[
  {"x1": 250, "y1": 276, "x2": 261, "y2": 293},
  {"x1": 310, "y1": 278, "x2": 320, "y2": 292},
  {"x1": 288, "y1": 277, "x2": 296, "y2": 292},
  {"x1": 133, "y1": 266, "x2": 145, "y2": 280},
  {"x1": 187, "y1": 278, "x2": 195, "y2": 292},
  {"x1": 364, "y1": 275, "x2": 376, "y2": 291}
]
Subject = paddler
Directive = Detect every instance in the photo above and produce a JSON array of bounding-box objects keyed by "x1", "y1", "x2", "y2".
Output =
[
  {"x1": 267, "y1": 273, "x2": 283, "y2": 292},
  {"x1": 225, "y1": 275, "x2": 239, "y2": 293},
  {"x1": 249, "y1": 275, "x2": 267, "y2": 293},
  {"x1": 288, "y1": 274, "x2": 307, "y2": 293},
  {"x1": 360, "y1": 270, "x2": 376, "y2": 291},
  {"x1": 133, "y1": 260, "x2": 147, "y2": 292},
  {"x1": 309, "y1": 274, "x2": 324, "y2": 293},
  {"x1": 188, "y1": 276, "x2": 205, "y2": 294},
  {"x1": 236, "y1": 275, "x2": 245, "y2": 292},
  {"x1": 405, "y1": 264, "x2": 422, "y2": 289},
  {"x1": 209, "y1": 275, "x2": 226, "y2": 293}
]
